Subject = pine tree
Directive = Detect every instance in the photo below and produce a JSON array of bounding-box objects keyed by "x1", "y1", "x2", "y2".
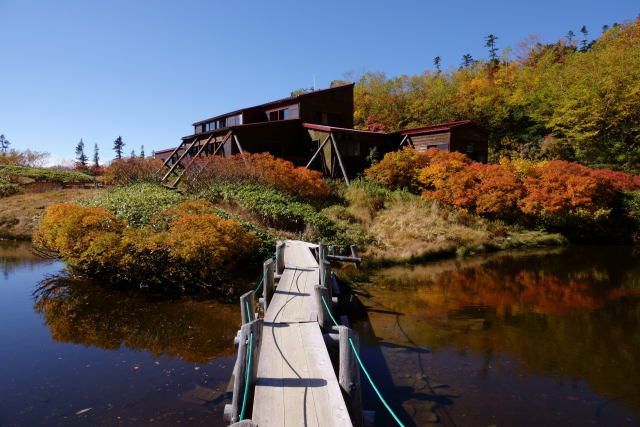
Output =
[
  {"x1": 0, "y1": 134, "x2": 10, "y2": 153},
  {"x1": 580, "y1": 25, "x2": 589, "y2": 51},
  {"x1": 460, "y1": 54, "x2": 475, "y2": 69},
  {"x1": 602, "y1": 24, "x2": 609, "y2": 34},
  {"x1": 130, "y1": 149, "x2": 136, "y2": 158},
  {"x1": 433, "y1": 56, "x2": 441, "y2": 73},
  {"x1": 93, "y1": 143, "x2": 100, "y2": 168},
  {"x1": 140, "y1": 145, "x2": 145, "y2": 158},
  {"x1": 566, "y1": 30, "x2": 575, "y2": 44},
  {"x1": 113, "y1": 136, "x2": 125, "y2": 159},
  {"x1": 485, "y1": 34, "x2": 499, "y2": 63},
  {"x1": 75, "y1": 139, "x2": 88, "y2": 167}
]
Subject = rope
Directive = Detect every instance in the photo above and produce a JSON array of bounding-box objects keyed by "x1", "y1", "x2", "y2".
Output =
[
  {"x1": 320, "y1": 295, "x2": 405, "y2": 427},
  {"x1": 253, "y1": 255, "x2": 277, "y2": 295},
  {"x1": 239, "y1": 330, "x2": 254, "y2": 421}
]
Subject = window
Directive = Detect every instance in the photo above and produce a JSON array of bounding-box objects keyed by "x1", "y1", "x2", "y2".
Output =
[
  {"x1": 427, "y1": 143, "x2": 449, "y2": 151},
  {"x1": 266, "y1": 105, "x2": 298, "y2": 121}
]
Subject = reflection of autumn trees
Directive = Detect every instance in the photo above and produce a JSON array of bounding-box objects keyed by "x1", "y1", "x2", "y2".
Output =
[
  {"x1": 0, "y1": 241, "x2": 51, "y2": 277},
  {"x1": 366, "y1": 247, "x2": 640, "y2": 411},
  {"x1": 33, "y1": 276, "x2": 239, "y2": 364}
]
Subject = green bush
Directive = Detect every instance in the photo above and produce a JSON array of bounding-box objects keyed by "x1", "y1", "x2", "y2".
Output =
[
  {"x1": 198, "y1": 183, "x2": 352, "y2": 246},
  {"x1": 81, "y1": 183, "x2": 185, "y2": 227},
  {"x1": 622, "y1": 191, "x2": 640, "y2": 242},
  {"x1": 0, "y1": 165, "x2": 93, "y2": 184},
  {"x1": 0, "y1": 175, "x2": 21, "y2": 197}
]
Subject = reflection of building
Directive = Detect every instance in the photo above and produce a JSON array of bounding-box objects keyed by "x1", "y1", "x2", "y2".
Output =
[{"x1": 154, "y1": 83, "x2": 488, "y2": 186}]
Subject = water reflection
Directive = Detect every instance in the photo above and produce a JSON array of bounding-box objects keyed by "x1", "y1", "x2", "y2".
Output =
[
  {"x1": 33, "y1": 276, "x2": 239, "y2": 364},
  {"x1": 0, "y1": 240, "x2": 52, "y2": 277},
  {"x1": 357, "y1": 246, "x2": 640, "y2": 426}
]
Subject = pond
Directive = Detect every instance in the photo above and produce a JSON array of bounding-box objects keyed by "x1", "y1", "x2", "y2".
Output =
[
  {"x1": 0, "y1": 240, "x2": 240, "y2": 426},
  {"x1": 1, "y1": 241, "x2": 639, "y2": 426},
  {"x1": 352, "y1": 246, "x2": 640, "y2": 426}
]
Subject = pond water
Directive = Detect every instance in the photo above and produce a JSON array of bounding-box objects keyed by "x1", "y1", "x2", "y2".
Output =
[
  {"x1": 352, "y1": 246, "x2": 640, "y2": 426},
  {"x1": 2, "y1": 241, "x2": 639, "y2": 426},
  {"x1": 0, "y1": 241, "x2": 240, "y2": 426}
]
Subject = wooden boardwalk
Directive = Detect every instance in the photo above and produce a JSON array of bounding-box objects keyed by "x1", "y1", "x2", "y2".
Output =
[{"x1": 252, "y1": 241, "x2": 352, "y2": 426}]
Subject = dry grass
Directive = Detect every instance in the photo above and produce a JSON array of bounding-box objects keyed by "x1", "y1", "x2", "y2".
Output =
[
  {"x1": 0, "y1": 188, "x2": 103, "y2": 239},
  {"x1": 325, "y1": 180, "x2": 566, "y2": 265}
]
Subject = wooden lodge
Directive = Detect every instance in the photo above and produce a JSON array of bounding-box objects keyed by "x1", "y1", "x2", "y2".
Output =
[{"x1": 154, "y1": 84, "x2": 488, "y2": 186}]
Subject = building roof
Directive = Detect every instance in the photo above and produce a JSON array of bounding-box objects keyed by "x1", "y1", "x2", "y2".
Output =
[
  {"x1": 397, "y1": 120, "x2": 486, "y2": 136},
  {"x1": 192, "y1": 83, "x2": 355, "y2": 126},
  {"x1": 302, "y1": 123, "x2": 386, "y2": 136}
]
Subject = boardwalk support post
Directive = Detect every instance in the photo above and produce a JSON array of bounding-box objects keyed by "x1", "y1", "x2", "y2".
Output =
[
  {"x1": 262, "y1": 259, "x2": 275, "y2": 312},
  {"x1": 275, "y1": 241, "x2": 285, "y2": 277},
  {"x1": 240, "y1": 290, "x2": 255, "y2": 325},
  {"x1": 314, "y1": 285, "x2": 332, "y2": 330},
  {"x1": 339, "y1": 326, "x2": 363, "y2": 427},
  {"x1": 224, "y1": 319, "x2": 263, "y2": 424}
]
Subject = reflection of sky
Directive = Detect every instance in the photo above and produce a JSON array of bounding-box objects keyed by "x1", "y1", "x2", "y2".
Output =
[{"x1": 0, "y1": 243, "x2": 237, "y2": 426}]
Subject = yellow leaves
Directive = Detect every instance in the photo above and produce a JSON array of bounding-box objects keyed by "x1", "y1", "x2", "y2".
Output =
[{"x1": 34, "y1": 200, "x2": 259, "y2": 288}]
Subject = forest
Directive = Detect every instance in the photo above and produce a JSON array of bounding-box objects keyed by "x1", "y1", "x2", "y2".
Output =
[{"x1": 343, "y1": 18, "x2": 640, "y2": 173}]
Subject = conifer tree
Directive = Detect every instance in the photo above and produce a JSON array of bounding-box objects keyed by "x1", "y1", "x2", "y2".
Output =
[
  {"x1": 0, "y1": 134, "x2": 10, "y2": 152},
  {"x1": 580, "y1": 25, "x2": 589, "y2": 51},
  {"x1": 130, "y1": 149, "x2": 136, "y2": 158},
  {"x1": 566, "y1": 30, "x2": 575, "y2": 44},
  {"x1": 140, "y1": 145, "x2": 145, "y2": 158},
  {"x1": 433, "y1": 56, "x2": 441, "y2": 73},
  {"x1": 461, "y1": 54, "x2": 475, "y2": 69},
  {"x1": 113, "y1": 136, "x2": 125, "y2": 159},
  {"x1": 485, "y1": 34, "x2": 499, "y2": 63},
  {"x1": 75, "y1": 139, "x2": 88, "y2": 167},
  {"x1": 93, "y1": 143, "x2": 100, "y2": 168}
]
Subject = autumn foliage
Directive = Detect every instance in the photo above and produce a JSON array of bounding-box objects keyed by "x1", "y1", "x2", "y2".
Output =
[
  {"x1": 103, "y1": 157, "x2": 163, "y2": 186},
  {"x1": 34, "y1": 200, "x2": 260, "y2": 289},
  {"x1": 184, "y1": 152, "x2": 329, "y2": 199},
  {"x1": 366, "y1": 147, "x2": 640, "y2": 226}
]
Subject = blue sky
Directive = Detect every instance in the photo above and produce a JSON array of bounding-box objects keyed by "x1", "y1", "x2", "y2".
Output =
[{"x1": 0, "y1": 0, "x2": 637, "y2": 164}]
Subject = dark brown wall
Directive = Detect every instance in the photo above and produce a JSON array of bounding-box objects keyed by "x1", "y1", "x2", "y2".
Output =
[
  {"x1": 450, "y1": 126, "x2": 488, "y2": 163},
  {"x1": 299, "y1": 86, "x2": 354, "y2": 128}
]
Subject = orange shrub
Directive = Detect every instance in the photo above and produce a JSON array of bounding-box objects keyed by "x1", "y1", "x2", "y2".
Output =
[
  {"x1": 185, "y1": 152, "x2": 329, "y2": 199},
  {"x1": 103, "y1": 157, "x2": 163, "y2": 186},
  {"x1": 365, "y1": 146, "x2": 430, "y2": 191},
  {"x1": 34, "y1": 200, "x2": 259, "y2": 289}
]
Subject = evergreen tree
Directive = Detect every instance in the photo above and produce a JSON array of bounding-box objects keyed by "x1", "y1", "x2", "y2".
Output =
[
  {"x1": 460, "y1": 54, "x2": 475, "y2": 69},
  {"x1": 602, "y1": 24, "x2": 609, "y2": 34},
  {"x1": 566, "y1": 30, "x2": 575, "y2": 44},
  {"x1": 433, "y1": 56, "x2": 441, "y2": 73},
  {"x1": 485, "y1": 34, "x2": 499, "y2": 63},
  {"x1": 93, "y1": 143, "x2": 100, "y2": 168},
  {"x1": 75, "y1": 139, "x2": 88, "y2": 167},
  {"x1": 0, "y1": 134, "x2": 10, "y2": 152},
  {"x1": 580, "y1": 25, "x2": 589, "y2": 51},
  {"x1": 113, "y1": 136, "x2": 125, "y2": 159},
  {"x1": 140, "y1": 145, "x2": 145, "y2": 158},
  {"x1": 130, "y1": 149, "x2": 136, "y2": 158}
]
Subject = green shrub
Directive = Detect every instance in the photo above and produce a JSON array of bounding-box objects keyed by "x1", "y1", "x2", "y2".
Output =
[
  {"x1": 82, "y1": 183, "x2": 185, "y2": 227},
  {"x1": 0, "y1": 165, "x2": 93, "y2": 184},
  {"x1": 0, "y1": 175, "x2": 21, "y2": 197}
]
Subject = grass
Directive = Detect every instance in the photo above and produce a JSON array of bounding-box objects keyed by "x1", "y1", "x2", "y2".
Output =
[
  {"x1": 0, "y1": 188, "x2": 103, "y2": 240},
  {"x1": 0, "y1": 165, "x2": 93, "y2": 184},
  {"x1": 323, "y1": 179, "x2": 566, "y2": 266}
]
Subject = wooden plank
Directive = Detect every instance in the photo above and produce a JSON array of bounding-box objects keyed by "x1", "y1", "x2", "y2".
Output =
[{"x1": 252, "y1": 322, "x2": 352, "y2": 427}]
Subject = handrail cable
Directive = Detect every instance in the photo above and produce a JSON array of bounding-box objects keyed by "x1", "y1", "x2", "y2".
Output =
[
  {"x1": 239, "y1": 300, "x2": 254, "y2": 421},
  {"x1": 320, "y1": 295, "x2": 405, "y2": 427}
]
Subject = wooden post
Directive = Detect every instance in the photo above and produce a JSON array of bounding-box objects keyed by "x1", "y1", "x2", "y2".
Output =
[
  {"x1": 339, "y1": 326, "x2": 363, "y2": 427},
  {"x1": 229, "y1": 421, "x2": 257, "y2": 427},
  {"x1": 226, "y1": 319, "x2": 263, "y2": 424},
  {"x1": 397, "y1": 134, "x2": 409, "y2": 149},
  {"x1": 306, "y1": 134, "x2": 332, "y2": 168},
  {"x1": 314, "y1": 285, "x2": 332, "y2": 330},
  {"x1": 262, "y1": 258, "x2": 275, "y2": 312},
  {"x1": 318, "y1": 242, "x2": 327, "y2": 284},
  {"x1": 239, "y1": 290, "x2": 255, "y2": 325},
  {"x1": 330, "y1": 133, "x2": 350, "y2": 185},
  {"x1": 322, "y1": 260, "x2": 332, "y2": 300},
  {"x1": 275, "y1": 241, "x2": 285, "y2": 276}
]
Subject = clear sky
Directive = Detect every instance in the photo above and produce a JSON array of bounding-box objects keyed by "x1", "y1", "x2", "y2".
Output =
[{"x1": 1, "y1": 0, "x2": 637, "y2": 164}]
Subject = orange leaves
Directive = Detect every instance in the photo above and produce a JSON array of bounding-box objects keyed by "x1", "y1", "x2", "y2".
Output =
[
  {"x1": 34, "y1": 200, "x2": 259, "y2": 288},
  {"x1": 365, "y1": 148, "x2": 640, "y2": 224},
  {"x1": 186, "y1": 152, "x2": 329, "y2": 199},
  {"x1": 103, "y1": 157, "x2": 163, "y2": 186},
  {"x1": 365, "y1": 146, "x2": 430, "y2": 192}
]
